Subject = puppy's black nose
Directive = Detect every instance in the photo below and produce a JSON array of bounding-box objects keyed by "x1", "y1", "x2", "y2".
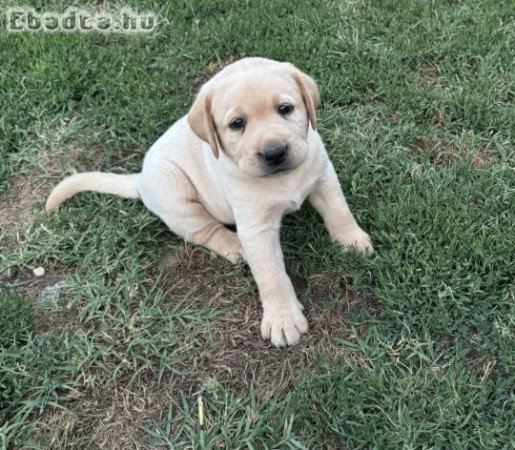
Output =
[{"x1": 263, "y1": 145, "x2": 288, "y2": 166}]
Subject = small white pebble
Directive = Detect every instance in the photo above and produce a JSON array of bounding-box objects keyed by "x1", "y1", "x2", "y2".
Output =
[{"x1": 33, "y1": 267, "x2": 45, "y2": 277}]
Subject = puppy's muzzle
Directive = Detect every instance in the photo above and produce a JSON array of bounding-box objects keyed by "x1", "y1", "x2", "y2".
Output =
[{"x1": 263, "y1": 144, "x2": 288, "y2": 166}]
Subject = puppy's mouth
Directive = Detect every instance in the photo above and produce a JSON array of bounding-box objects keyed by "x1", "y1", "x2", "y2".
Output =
[
  {"x1": 263, "y1": 164, "x2": 293, "y2": 176},
  {"x1": 270, "y1": 166, "x2": 291, "y2": 175}
]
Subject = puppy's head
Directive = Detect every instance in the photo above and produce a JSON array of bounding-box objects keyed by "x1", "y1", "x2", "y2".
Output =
[{"x1": 188, "y1": 58, "x2": 320, "y2": 177}]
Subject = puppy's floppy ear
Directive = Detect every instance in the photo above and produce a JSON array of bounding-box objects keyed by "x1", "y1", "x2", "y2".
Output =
[
  {"x1": 188, "y1": 92, "x2": 220, "y2": 158},
  {"x1": 291, "y1": 70, "x2": 320, "y2": 130}
]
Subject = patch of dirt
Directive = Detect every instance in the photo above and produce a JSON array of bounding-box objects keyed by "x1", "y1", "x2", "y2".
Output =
[
  {"x1": 422, "y1": 66, "x2": 442, "y2": 89},
  {"x1": 187, "y1": 74, "x2": 206, "y2": 89},
  {"x1": 32, "y1": 409, "x2": 84, "y2": 449},
  {"x1": 432, "y1": 108, "x2": 446, "y2": 127},
  {"x1": 188, "y1": 57, "x2": 236, "y2": 89},
  {"x1": 469, "y1": 152, "x2": 501, "y2": 169},
  {"x1": 33, "y1": 379, "x2": 170, "y2": 450},
  {"x1": 0, "y1": 150, "x2": 70, "y2": 238},
  {"x1": 412, "y1": 137, "x2": 500, "y2": 168},
  {"x1": 155, "y1": 246, "x2": 376, "y2": 397},
  {"x1": 107, "y1": 143, "x2": 143, "y2": 170},
  {"x1": 190, "y1": 292, "x2": 371, "y2": 396},
  {"x1": 0, "y1": 174, "x2": 49, "y2": 235},
  {"x1": 77, "y1": 382, "x2": 168, "y2": 450},
  {"x1": 205, "y1": 56, "x2": 235, "y2": 76}
]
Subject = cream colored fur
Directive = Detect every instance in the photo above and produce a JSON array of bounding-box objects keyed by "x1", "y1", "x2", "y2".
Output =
[{"x1": 46, "y1": 57, "x2": 373, "y2": 347}]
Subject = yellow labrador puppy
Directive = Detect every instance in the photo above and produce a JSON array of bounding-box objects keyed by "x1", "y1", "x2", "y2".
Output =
[{"x1": 46, "y1": 57, "x2": 373, "y2": 347}]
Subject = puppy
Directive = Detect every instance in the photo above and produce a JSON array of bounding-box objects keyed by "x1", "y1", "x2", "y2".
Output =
[{"x1": 46, "y1": 57, "x2": 373, "y2": 347}]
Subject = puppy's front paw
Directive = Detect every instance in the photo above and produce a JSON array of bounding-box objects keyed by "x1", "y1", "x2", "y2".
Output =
[
  {"x1": 339, "y1": 227, "x2": 374, "y2": 253},
  {"x1": 260, "y1": 303, "x2": 308, "y2": 347}
]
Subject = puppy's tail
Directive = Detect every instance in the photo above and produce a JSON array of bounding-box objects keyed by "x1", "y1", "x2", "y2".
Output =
[{"x1": 45, "y1": 172, "x2": 140, "y2": 212}]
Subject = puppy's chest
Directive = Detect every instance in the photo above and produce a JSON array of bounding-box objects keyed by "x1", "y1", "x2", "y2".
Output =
[
  {"x1": 283, "y1": 194, "x2": 305, "y2": 214},
  {"x1": 272, "y1": 182, "x2": 313, "y2": 217},
  {"x1": 286, "y1": 172, "x2": 319, "y2": 212},
  {"x1": 270, "y1": 174, "x2": 318, "y2": 216},
  {"x1": 228, "y1": 170, "x2": 318, "y2": 220}
]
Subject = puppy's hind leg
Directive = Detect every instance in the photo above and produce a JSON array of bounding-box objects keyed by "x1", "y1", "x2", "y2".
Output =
[
  {"x1": 140, "y1": 165, "x2": 243, "y2": 263},
  {"x1": 174, "y1": 204, "x2": 243, "y2": 264}
]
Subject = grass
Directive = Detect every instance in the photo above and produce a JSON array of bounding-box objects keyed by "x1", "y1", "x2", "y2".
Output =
[{"x1": 1, "y1": 0, "x2": 514, "y2": 448}]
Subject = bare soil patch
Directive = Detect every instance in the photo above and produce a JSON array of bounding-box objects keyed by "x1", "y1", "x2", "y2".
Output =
[
  {"x1": 413, "y1": 137, "x2": 500, "y2": 168},
  {"x1": 0, "y1": 174, "x2": 49, "y2": 235},
  {"x1": 188, "y1": 56, "x2": 236, "y2": 89},
  {"x1": 157, "y1": 246, "x2": 376, "y2": 397},
  {"x1": 422, "y1": 66, "x2": 443, "y2": 89},
  {"x1": 33, "y1": 378, "x2": 170, "y2": 450}
]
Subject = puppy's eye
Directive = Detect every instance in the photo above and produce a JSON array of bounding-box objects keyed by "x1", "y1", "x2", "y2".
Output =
[
  {"x1": 229, "y1": 118, "x2": 245, "y2": 130},
  {"x1": 278, "y1": 104, "x2": 294, "y2": 116}
]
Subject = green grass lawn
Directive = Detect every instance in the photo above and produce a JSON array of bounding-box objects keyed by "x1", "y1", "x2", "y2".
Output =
[{"x1": 1, "y1": 0, "x2": 514, "y2": 448}]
